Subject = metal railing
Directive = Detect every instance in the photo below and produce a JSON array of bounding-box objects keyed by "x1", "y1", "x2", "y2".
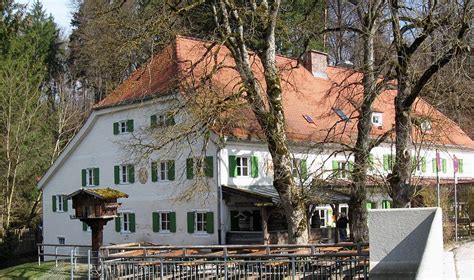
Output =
[
  {"x1": 99, "y1": 243, "x2": 369, "y2": 279},
  {"x1": 37, "y1": 243, "x2": 98, "y2": 279}
]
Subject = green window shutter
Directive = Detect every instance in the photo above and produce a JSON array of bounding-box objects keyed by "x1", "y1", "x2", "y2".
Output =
[
  {"x1": 170, "y1": 212, "x2": 176, "y2": 233},
  {"x1": 52, "y1": 196, "x2": 57, "y2": 212},
  {"x1": 366, "y1": 202, "x2": 372, "y2": 209},
  {"x1": 230, "y1": 211, "x2": 239, "y2": 231},
  {"x1": 442, "y1": 159, "x2": 447, "y2": 173},
  {"x1": 129, "y1": 213, "x2": 136, "y2": 232},
  {"x1": 63, "y1": 196, "x2": 68, "y2": 212},
  {"x1": 152, "y1": 212, "x2": 160, "y2": 232},
  {"x1": 348, "y1": 161, "x2": 354, "y2": 172},
  {"x1": 332, "y1": 160, "x2": 339, "y2": 177},
  {"x1": 229, "y1": 156, "x2": 237, "y2": 177},
  {"x1": 383, "y1": 155, "x2": 389, "y2": 171},
  {"x1": 300, "y1": 160, "x2": 308, "y2": 179},
  {"x1": 167, "y1": 160, "x2": 175, "y2": 181},
  {"x1": 187, "y1": 212, "x2": 195, "y2": 233},
  {"x1": 421, "y1": 157, "x2": 427, "y2": 172},
  {"x1": 432, "y1": 159, "x2": 437, "y2": 172},
  {"x1": 115, "y1": 217, "x2": 121, "y2": 232},
  {"x1": 459, "y1": 159, "x2": 464, "y2": 173},
  {"x1": 250, "y1": 156, "x2": 259, "y2": 178},
  {"x1": 206, "y1": 212, "x2": 214, "y2": 234},
  {"x1": 205, "y1": 156, "x2": 214, "y2": 178},
  {"x1": 128, "y1": 165, "x2": 135, "y2": 183},
  {"x1": 369, "y1": 154, "x2": 374, "y2": 169},
  {"x1": 186, "y1": 158, "x2": 194, "y2": 179},
  {"x1": 83, "y1": 222, "x2": 88, "y2": 231},
  {"x1": 81, "y1": 169, "x2": 87, "y2": 186},
  {"x1": 93, "y1": 168, "x2": 100, "y2": 186},
  {"x1": 151, "y1": 162, "x2": 158, "y2": 182},
  {"x1": 114, "y1": 166, "x2": 120, "y2": 184},
  {"x1": 166, "y1": 114, "x2": 175, "y2": 126},
  {"x1": 150, "y1": 115, "x2": 157, "y2": 127},
  {"x1": 383, "y1": 200, "x2": 392, "y2": 209},
  {"x1": 126, "y1": 119, "x2": 134, "y2": 132},
  {"x1": 113, "y1": 122, "x2": 119, "y2": 135}
]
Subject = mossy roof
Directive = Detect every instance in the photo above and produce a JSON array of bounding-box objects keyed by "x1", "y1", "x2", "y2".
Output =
[{"x1": 66, "y1": 188, "x2": 129, "y2": 200}]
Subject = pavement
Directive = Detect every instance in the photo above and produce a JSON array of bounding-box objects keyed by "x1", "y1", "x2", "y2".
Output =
[{"x1": 444, "y1": 241, "x2": 474, "y2": 279}]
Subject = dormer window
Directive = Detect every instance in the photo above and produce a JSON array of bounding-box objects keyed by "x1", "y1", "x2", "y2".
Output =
[
  {"x1": 371, "y1": 112, "x2": 383, "y2": 126},
  {"x1": 421, "y1": 120, "x2": 432, "y2": 132}
]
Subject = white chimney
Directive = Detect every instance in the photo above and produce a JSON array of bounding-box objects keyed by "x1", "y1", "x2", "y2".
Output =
[{"x1": 301, "y1": 50, "x2": 328, "y2": 79}]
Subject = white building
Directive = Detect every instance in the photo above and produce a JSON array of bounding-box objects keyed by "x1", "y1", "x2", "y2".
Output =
[{"x1": 38, "y1": 37, "x2": 474, "y2": 250}]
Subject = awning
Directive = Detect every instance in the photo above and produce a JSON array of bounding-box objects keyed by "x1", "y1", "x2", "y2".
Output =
[{"x1": 222, "y1": 185, "x2": 350, "y2": 205}]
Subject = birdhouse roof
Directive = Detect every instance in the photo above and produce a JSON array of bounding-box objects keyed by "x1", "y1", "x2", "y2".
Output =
[{"x1": 66, "y1": 187, "x2": 129, "y2": 200}]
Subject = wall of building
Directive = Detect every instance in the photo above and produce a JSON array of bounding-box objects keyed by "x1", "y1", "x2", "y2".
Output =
[{"x1": 42, "y1": 99, "x2": 220, "y2": 258}]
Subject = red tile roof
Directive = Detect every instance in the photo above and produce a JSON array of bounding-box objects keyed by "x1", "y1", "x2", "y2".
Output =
[{"x1": 95, "y1": 36, "x2": 474, "y2": 147}]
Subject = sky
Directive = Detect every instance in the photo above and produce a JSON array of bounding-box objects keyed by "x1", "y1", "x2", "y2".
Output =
[{"x1": 18, "y1": 0, "x2": 74, "y2": 34}]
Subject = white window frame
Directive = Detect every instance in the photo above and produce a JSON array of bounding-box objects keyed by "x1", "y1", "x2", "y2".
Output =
[
  {"x1": 195, "y1": 211, "x2": 208, "y2": 233},
  {"x1": 236, "y1": 157, "x2": 249, "y2": 177},
  {"x1": 57, "y1": 236, "x2": 66, "y2": 245},
  {"x1": 420, "y1": 120, "x2": 432, "y2": 132},
  {"x1": 121, "y1": 212, "x2": 131, "y2": 233},
  {"x1": 120, "y1": 165, "x2": 129, "y2": 184},
  {"x1": 316, "y1": 209, "x2": 328, "y2": 228},
  {"x1": 158, "y1": 161, "x2": 169, "y2": 181},
  {"x1": 371, "y1": 112, "x2": 383, "y2": 126},
  {"x1": 118, "y1": 120, "x2": 130, "y2": 134},
  {"x1": 336, "y1": 161, "x2": 350, "y2": 179},
  {"x1": 339, "y1": 205, "x2": 349, "y2": 216},
  {"x1": 86, "y1": 168, "x2": 95, "y2": 186},
  {"x1": 159, "y1": 211, "x2": 171, "y2": 233},
  {"x1": 56, "y1": 195, "x2": 64, "y2": 212}
]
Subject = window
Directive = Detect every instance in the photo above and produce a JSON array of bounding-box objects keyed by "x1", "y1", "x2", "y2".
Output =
[
  {"x1": 371, "y1": 112, "x2": 383, "y2": 126},
  {"x1": 432, "y1": 158, "x2": 447, "y2": 173},
  {"x1": 82, "y1": 168, "x2": 99, "y2": 187},
  {"x1": 115, "y1": 164, "x2": 135, "y2": 184},
  {"x1": 121, "y1": 165, "x2": 128, "y2": 183},
  {"x1": 292, "y1": 159, "x2": 308, "y2": 179},
  {"x1": 333, "y1": 108, "x2": 349, "y2": 121},
  {"x1": 382, "y1": 200, "x2": 392, "y2": 209},
  {"x1": 113, "y1": 120, "x2": 134, "y2": 135},
  {"x1": 122, "y1": 212, "x2": 131, "y2": 233},
  {"x1": 196, "y1": 212, "x2": 207, "y2": 233},
  {"x1": 420, "y1": 120, "x2": 432, "y2": 132},
  {"x1": 339, "y1": 205, "x2": 349, "y2": 216},
  {"x1": 151, "y1": 161, "x2": 175, "y2": 182},
  {"x1": 333, "y1": 160, "x2": 351, "y2": 178},
  {"x1": 236, "y1": 157, "x2": 249, "y2": 177},
  {"x1": 160, "y1": 212, "x2": 170, "y2": 232},
  {"x1": 57, "y1": 236, "x2": 65, "y2": 245},
  {"x1": 414, "y1": 157, "x2": 426, "y2": 173},
  {"x1": 56, "y1": 195, "x2": 64, "y2": 212},
  {"x1": 159, "y1": 162, "x2": 169, "y2": 181},
  {"x1": 317, "y1": 209, "x2": 327, "y2": 227},
  {"x1": 151, "y1": 113, "x2": 175, "y2": 127}
]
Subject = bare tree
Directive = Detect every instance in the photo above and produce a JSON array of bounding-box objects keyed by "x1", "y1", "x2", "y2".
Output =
[{"x1": 388, "y1": 0, "x2": 472, "y2": 207}]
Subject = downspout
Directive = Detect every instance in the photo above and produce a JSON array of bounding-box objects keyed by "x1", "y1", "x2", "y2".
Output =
[{"x1": 216, "y1": 138, "x2": 226, "y2": 244}]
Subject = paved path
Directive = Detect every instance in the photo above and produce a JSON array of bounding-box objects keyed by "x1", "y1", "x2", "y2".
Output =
[{"x1": 453, "y1": 241, "x2": 474, "y2": 280}]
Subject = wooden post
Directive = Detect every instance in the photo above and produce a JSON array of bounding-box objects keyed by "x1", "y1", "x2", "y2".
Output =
[
  {"x1": 333, "y1": 203, "x2": 340, "y2": 243},
  {"x1": 262, "y1": 208, "x2": 269, "y2": 244}
]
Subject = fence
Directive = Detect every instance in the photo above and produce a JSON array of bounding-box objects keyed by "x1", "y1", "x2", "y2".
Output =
[
  {"x1": 99, "y1": 243, "x2": 369, "y2": 279},
  {"x1": 37, "y1": 243, "x2": 98, "y2": 279}
]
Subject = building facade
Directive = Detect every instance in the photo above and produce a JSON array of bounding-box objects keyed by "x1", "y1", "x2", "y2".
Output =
[{"x1": 39, "y1": 37, "x2": 474, "y2": 252}]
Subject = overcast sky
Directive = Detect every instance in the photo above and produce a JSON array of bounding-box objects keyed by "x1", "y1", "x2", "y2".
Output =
[{"x1": 18, "y1": 0, "x2": 74, "y2": 34}]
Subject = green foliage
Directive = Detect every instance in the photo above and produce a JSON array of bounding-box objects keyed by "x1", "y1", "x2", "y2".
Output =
[{"x1": 0, "y1": 0, "x2": 62, "y2": 233}]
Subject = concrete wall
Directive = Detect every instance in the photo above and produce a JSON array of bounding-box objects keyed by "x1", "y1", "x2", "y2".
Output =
[{"x1": 369, "y1": 207, "x2": 443, "y2": 280}]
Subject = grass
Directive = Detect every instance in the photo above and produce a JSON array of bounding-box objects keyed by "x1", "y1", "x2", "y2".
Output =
[{"x1": 0, "y1": 261, "x2": 88, "y2": 280}]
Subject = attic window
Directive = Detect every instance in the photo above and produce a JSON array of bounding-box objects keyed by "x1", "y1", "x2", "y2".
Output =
[
  {"x1": 333, "y1": 108, "x2": 349, "y2": 122},
  {"x1": 371, "y1": 112, "x2": 383, "y2": 126},
  {"x1": 420, "y1": 120, "x2": 432, "y2": 132},
  {"x1": 303, "y1": 114, "x2": 315, "y2": 124}
]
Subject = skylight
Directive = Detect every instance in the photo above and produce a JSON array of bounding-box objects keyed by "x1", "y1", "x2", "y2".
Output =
[
  {"x1": 303, "y1": 114, "x2": 315, "y2": 124},
  {"x1": 333, "y1": 108, "x2": 349, "y2": 122}
]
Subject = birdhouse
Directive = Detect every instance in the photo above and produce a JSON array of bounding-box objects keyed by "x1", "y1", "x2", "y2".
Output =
[
  {"x1": 66, "y1": 188, "x2": 128, "y2": 256},
  {"x1": 67, "y1": 188, "x2": 128, "y2": 221}
]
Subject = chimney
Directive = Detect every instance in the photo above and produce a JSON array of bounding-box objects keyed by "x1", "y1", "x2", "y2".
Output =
[{"x1": 301, "y1": 50, "x2": 328, "y2": 79}]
